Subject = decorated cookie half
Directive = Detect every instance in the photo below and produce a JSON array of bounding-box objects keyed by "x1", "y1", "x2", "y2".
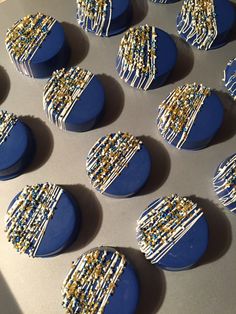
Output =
[
  {"x1": 116, "y1": 25, "x2": 177, "y2": 90},
  {"x1": 5, "y1": 13, "x2": 70, "y2": 78},
  {"x1": 156, "y1": 83, "x2": 224, "y2": 150},
  {"x1": 76, "y1": 0, "x2": 132, "y2": 37},
  {"x1": 0, "y1": 110, "x2": 34, "y2": 180},
  {"x1": 43, "y1": 67, "x2": 105, "y2": 132},
  {"x1": 136, "y1": 195, "x2": 209, "y2": 270},
  {"x1": 5, "y1": 183, "x2": 80, "y2": 257},
  {"x1": 86, "y1": 132, "x2": 151, "y2": 197},
  {"x1": 213, "y1": 153, "x2": 236, "y2": 213},
  {"x1": 177, "y1": 0, "x2": 236, "y2": 50},
  {"x1": 62, "y1": 247, "x2": 139, "y2": 314},
  {"x1": 224, "y1": 58, "x2": 236, "y2": 100}
]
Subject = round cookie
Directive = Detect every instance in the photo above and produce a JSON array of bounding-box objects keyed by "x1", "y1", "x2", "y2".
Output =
[
  {"x1": 43, "y1": 67, "x2": 105, "y2": 132},
  {"x1": 136, "y1": 195, "x2": 209, "y2": 271},
  {"x1": 5, "y1": 12, "x2": 70, "y2": 78},
  {"x1": 116, "y1": 25, "x2": 177, "y2": 90},
  {"x1": 224, "y1": 58, "x2": 236, "y2": 100},
  {"x1": 156, "y1": 83, "x2": 224, "y2": 150},
  {"x1": 5, "y1": 183, "x2": 80, "y2": 257},
  {"x1": 177, "y1": 0, "x2": 236, "y2": 50},
  {"x1": 0, "y1": 110, "x2": 35, "y2": 180},
  {"x1": 86, "y1": 132, "x2": 151, "y2": 198},
  {"x1": 76, "y1": 0, "x2": 132, "y2": 37},
  {"x1": 62, "y1": 247, "x2": 139, "y2": 314},
  {"x1": 213, "y1": 153, "x2": 236, "y2": 213}
]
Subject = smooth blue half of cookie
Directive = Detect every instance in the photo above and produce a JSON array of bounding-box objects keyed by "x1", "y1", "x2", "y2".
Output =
[
  {"x1": 101, "y1": 144, "x2": 151, "y2": 198},
  {"x1": 29, "y1": 21, "x2": 70, "y2": 78},
  {"x1": 116, "y1": 28, "x2": 177, "y2": 90},
  {"x1": 157, "y1": 90, "x2": 224, "y2": 150},
  {"x1": 177, "y1": 0, "x2": 236, "y2": 50},
  {"x1": 77, "y1": 0, "x2": 132, "y2": 37},
  {"x1": 137, "y1": 198, "x2": 209, "y2": 271},
  {"x1": 0, "y1": 120, "x2": 35, "y2": 180},
  {"x1": 44, "y1": 75, "x2": 105, "y2": 132},
  {"x1": 8, "y1": 188, "x2": 80, "y2": 257},
  {"x1": 103, "y1": 251, "x2": 140, "y2": 314}
]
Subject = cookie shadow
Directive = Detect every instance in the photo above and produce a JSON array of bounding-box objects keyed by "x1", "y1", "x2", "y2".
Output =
[
  {"x1": 131, "y1": 0, "x2": 148, "y2": 26},
  {"x1": 62, "y1": 22, "x2": 89, "y2": 67},
  {"x1": 20, "y1": 116, "x2": 54, "y2": 172},
  {"x1": 0, "y1": 66, "x2": 10, "y2": 105},
  {"x1": 167, "y1": 35, "x2": 194, "y2": 84},
  {"x1": 138, "y1": 136, "x2": 171, "y2": 195},
  {"x1": 63, "y1": 184, "x2": 103, "y2": 251},
  {"x1": 189, "y1": 196, "x2": 232, "y2": 266},
  {"x1": 96, "y1": 74, "x2": 125, "y2": 128},
  {"x1": 117, "y1": 247, "x2": 166, "y2": 314},
  {"x1": 211, "y1": 90, "x2": 236, "y2": 146}
]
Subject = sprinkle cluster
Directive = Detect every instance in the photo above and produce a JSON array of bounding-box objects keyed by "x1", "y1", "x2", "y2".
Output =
[
  {"x1": 137, "y1": 195, "x2": 203, "y2": 264},
  {"x1": 43, "y1": 67, "x2": 94, "y2": 130},
  {"x1": 157, "y1": 83, "x2": 210, "y2": 149},
  {"x1": 0, "y1": 110, "x2": 18, "y2": 146},
  {"x1": 224, "y1": 58, "x2": 236, "y2": 100},
  {"x1": 177, "y1": 0, "x2": 218, "y2": 50},
  {"x1": 62, "y1": 249, "x2": 126, "y2": 313},
  {"x1": 5, "y1": 183, "x2": 63, "y2": 257},
  {"x1": 5, "y1": 13, "x2": 56, "y2": 77},
  {"x1": 86, "y1": 132, "x2": 142, "y2": 193},
  {"x1": 213, "y1": 154, "x2": 236, "y2": 212},
  {"x1": 117, "y1": 25, "x2": 158, "y2": 90},
  {"x1": 76, "y1": 0, "x2": 112, "y2": 36}
]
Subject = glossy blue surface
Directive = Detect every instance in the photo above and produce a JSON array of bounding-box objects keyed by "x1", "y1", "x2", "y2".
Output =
[
  {"x1": 77, "y1": 0, "x2": 132, "y2": 36},
  {"x1": 116, "y1": 28, "x2": 177, "y2": 90},
  {"x1": 158, "y1": 90, "x2": 224, "y2": 150},
  {"x1": 102, "y1": 144, "x2": 151, "y2": 198},
  {"x1": 152, "y1": 0, "x2": 180, "y2": 3},
  {"x1": 138, "y1": 198, "x2": 209, "y2": 271},
  {"x1": 104, "y1": 253, "x2": 139, "y2": 314},
  {"x1": 30, "y1": 21, "x2": 70, "y2": 78},
  {"x1": 214, "y1": 153, "x2": 236, "y2": 212},
  {"x1": 46, "y1": 75, "x2": 105, "y2": 132},
  {"x1": 8, "y1": 188, "x2": 80, "y2": 257},
  {"x1": 0, "y1": 121, "x2": 34, "y2": 180},
  {"x1": 177, "y1": 0, "x2": 236, "y2": 49}
]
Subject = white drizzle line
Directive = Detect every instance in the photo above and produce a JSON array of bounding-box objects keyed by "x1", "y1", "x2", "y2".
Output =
[
  {"x1": 136, "y1": 195, "x2": 203, "y2": 264},
  {"x1": 116, "y1": 25, "x2": 157, "y2": 91},
  {"x1": 157, "y1": 83, "x2": 210, "y2": 149},
  {"x1": 5, "y1": 183, "x2": 63, "y2": 257},
  {"x1": 177, "y1": 0, "x2": 218, "y2": 50},
  {"x1": 152, "y1": 0, "x2": 168, "y2": 3},
  {"x1": 62, "y1": 249, "x2": 126, "y2": 313},
  {"x1": 224, "y1": 58, "x2": 236, "y2": 100},
  {"x1": 5, "y1": 13, "x2": 56, "y2": 77},
  {"x1": 0, "y1": 110, "x2": 18, "y2": 146},
  {"x1": 76, "y1": 0, "x2": 112, "y2": 37},
  {"x1": 213, "y1": 154, "x2": 236, "y2": 212},
  {"x1": 43, "y1": 67, "x2": 94, "y2": 130},
  {"x1": 86, "y1": 132, "x2": 142, "y2": 193}
]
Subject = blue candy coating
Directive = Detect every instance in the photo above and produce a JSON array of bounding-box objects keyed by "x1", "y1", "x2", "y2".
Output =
[
  {"x1": 28, "y1": 20, "x2": 70, "y2": 78},
  {"x1": 45, "y1": 75, "x2": 105, "y2": 132},
  {"x1": 0, "y1": 120, "x2": 35, "y2": 180},
  {"x1": 158, "y1": 90, "x2": 224, "y2": 150},
  {"x1": 8, "y1": 187, "x2": 80, "y2": 257},
  {"x1": 177, "y1": 0, "x2": 236, "y2": 50},
  {"x1": 224, "y1": 58, "x2": 236, "y2": 99},
  {"x1": 116, "y1": 27, "x2": 177, "y2": 90},
  {"x1": 77, "y1": 0, "x2": 132, "y2": 37},
  {"x1": 138, "y1": 198, "x2": 209, "y2": 271}
]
